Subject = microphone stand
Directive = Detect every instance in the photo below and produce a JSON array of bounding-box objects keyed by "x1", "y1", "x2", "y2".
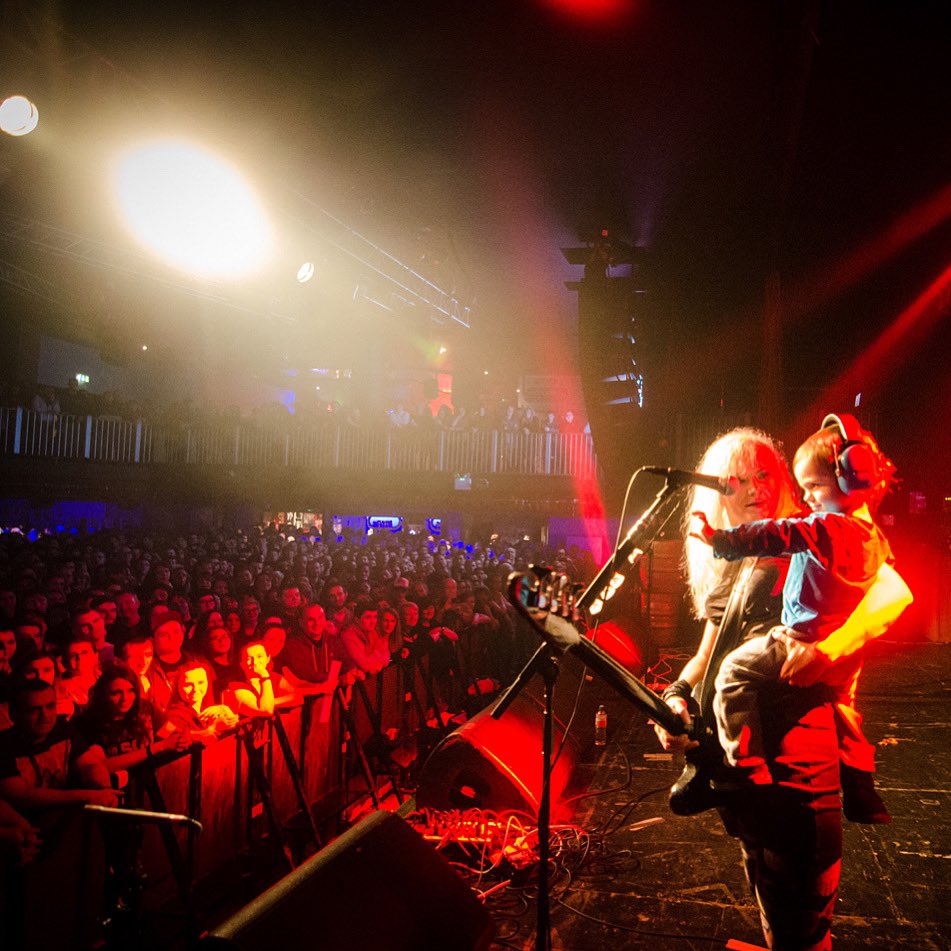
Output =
[
  {"x1": 576, "y1": 478, "x2": 683, "y2": 615},
  {"x1": 490, "y1": 626, "x2": 559, "y2": 951},
  {"x1": 491, "y1": 475, "x2": 687, "y2": 951}
]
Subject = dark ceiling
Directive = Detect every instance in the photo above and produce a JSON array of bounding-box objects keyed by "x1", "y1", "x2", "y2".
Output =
[{"x1": 1, "y1": 0, "x2": 949, "y2": 485}]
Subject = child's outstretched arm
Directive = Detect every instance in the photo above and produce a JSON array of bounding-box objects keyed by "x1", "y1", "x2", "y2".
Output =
[
  {"x1": 780, "y1": 563, "x2": 913, "y2": 686},
  {"x1": 690, "y1": 511, "x2": 715, "y2": 545}
]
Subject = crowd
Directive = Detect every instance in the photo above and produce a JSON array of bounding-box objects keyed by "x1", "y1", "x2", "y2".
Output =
[
  {"x1": 5, "y1": 379, "x2": 590, "y2": 439},
  {"x1": 0, "y1": 524, "x2": 594, "y2": 866}
]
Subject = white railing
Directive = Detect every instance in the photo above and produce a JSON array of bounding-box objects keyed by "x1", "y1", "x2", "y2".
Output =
[
  {"x1": 1, "y1": 406, "x2": 599, "y2": 479},
  {"x1": 0, "y1": 407, "x2": 150, "y2": 464}
]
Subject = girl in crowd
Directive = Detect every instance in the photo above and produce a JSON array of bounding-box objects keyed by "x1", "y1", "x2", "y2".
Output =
[
  {"x1": 223, "y1": 609, "x2": 243, "y2": 641},
  {"x1": 197, "y1": 621, "x2": 244, "y2": 703},
  {"x1": 225, "y1": 641, "x2": 297, "y2": 716},
  {"x1": 259, "y1": 619, "x2": 289, "y2": 676},
  {"x1": 378, "y1": 604, "x2": 403, "y2": 654},
  {"x1": 77, "y1": 662, "x2": 188, "y2": 774},
  {"x1": 159, "y1": 659, "x2": 238, "y2": 743}
]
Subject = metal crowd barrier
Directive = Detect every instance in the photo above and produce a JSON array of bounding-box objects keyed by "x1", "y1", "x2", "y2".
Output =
[{"x1": 0, "y1": 645, "x2": 478, "y2": 949}]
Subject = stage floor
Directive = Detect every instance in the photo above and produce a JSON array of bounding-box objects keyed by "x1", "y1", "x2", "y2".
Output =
[{"x1": 487, "y1": 639, "x2": 951, "y2": 950}]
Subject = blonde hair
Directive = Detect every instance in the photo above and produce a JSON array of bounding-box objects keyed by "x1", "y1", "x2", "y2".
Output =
[{"x1": 683, "y1": 427, "x2": 799, "y2": 617}]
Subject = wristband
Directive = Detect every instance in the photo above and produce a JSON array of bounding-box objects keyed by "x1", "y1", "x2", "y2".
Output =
[{"x1": 661, "y1": 679, "x2": 693, "y2": 704}]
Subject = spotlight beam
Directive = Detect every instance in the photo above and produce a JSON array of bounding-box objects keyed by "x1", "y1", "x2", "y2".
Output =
[
  {"x1": 795, "y1": 258, "x2": 951, "y2": 432},
  {"x1": 292, "y1": 194, "x2": 473, "y2": 329}
]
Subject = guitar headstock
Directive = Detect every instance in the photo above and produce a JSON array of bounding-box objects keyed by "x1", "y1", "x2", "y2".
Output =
[{"x1": 508, "y1": 565, "x2": 585, "y2": 622}]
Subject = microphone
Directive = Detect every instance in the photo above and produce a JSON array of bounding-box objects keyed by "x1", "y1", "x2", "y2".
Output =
[{"x1": 643, "y1": 466, "x2": 735, "y2": 495}]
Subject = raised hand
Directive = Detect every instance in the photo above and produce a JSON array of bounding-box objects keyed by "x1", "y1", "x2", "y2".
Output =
[{"x1": 689, "y1": 511, "x2": 715, "y2": 545}]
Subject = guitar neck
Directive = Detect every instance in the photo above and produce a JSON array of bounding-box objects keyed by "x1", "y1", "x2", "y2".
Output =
[{"x1": 521, "y1": 607, "x2": 689, "y2": 737}]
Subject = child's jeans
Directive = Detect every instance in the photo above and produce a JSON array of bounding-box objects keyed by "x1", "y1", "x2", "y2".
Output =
[{"x1": 714, "y1": 627, "x2": 875, "y2": 775}]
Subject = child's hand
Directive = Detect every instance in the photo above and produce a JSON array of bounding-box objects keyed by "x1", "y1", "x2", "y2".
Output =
[
  {"x1": 776, "y1": 632, "x2": 832, "y2": 686},
  {"x1": 689, "y1": 511, "x2": 715, "y2": 546}
]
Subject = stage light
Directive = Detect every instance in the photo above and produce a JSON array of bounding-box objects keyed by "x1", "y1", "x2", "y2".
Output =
[
  {"x1": 111, "y1": 138, "x2": 274, "y2": 280},
  {"x1": 0, "y1": 95, "x2": 39, "y2": 136},
  {"x1": 297, "y1": 261, "x2": 316, "y2": 283}
]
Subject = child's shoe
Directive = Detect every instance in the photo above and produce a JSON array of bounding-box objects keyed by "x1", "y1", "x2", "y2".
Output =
[{"x1": 841, "y1": 764, "x2": 892, "y2": 824}]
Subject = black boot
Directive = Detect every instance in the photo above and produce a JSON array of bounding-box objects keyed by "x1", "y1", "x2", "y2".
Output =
[{"x1": 841, "y1": 764, "x2": 892, "y2": 824}]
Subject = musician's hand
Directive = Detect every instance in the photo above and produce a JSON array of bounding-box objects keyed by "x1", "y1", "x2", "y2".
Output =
[
  {"x1": 653, "y1": 697, "x2": 699, "y2": 752},
  {"x1": 777, "y1": 632, "x2": 832, "y2": 686},
  {"x1": 689, "y1": 511, "x2": 715, "y2": 546}
]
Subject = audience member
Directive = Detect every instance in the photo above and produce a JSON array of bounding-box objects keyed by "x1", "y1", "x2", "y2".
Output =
[
  {"x1": 159, "y1": 659, "x2": 238, "y2": 743},
  {"x1": 0, "y1": 680, "x2": 119, "y2": 811},
  {"x1": 279, "y1": 604, "x2": 343, "y2": 695},
  {"x1": 149, "y1": 613, "x2": 191, "y2": 712},
  {"x1": 339, "y1": 599, "x2": 391, "y2": 676},
  {"x1": 60, "y1": 633, "x2": 101, "y2": 713},
  {"x1": 225, "y1": 642, "x2": 296, "y2": 716}
]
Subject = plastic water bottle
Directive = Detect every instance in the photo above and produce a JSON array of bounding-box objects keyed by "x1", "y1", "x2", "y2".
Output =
[{"x1": 594, "y1": 705, "x2": 608, "y2": 747}]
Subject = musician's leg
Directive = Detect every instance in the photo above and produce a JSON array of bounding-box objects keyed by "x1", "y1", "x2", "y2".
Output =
[{"x1": 724, "y1": 793, "x2": 840, "y2": 951}]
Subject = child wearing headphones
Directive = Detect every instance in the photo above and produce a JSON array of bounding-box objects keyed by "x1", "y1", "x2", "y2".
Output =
[{"x1": 692, "y1": 414, "x2": 912, "y2": 823}]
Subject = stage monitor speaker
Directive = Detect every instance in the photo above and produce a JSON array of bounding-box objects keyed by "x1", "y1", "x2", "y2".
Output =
[
  {"x1": 200, "y1": 810, "x2": 494, "y2": 951},
  {"x1": 416, "y1": 627, "x2": 639, "y2": 819}
]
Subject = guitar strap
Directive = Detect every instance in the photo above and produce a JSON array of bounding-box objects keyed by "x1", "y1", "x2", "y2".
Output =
[{"x1": 694, "y1": 557, "x2": 759, "y2": 718}]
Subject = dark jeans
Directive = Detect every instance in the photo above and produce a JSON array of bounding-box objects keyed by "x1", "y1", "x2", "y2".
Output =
[{"x1": 720, "y1": 686, "x2": 843, "y2": 949}]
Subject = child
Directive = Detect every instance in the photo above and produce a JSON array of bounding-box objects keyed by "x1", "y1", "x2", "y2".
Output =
[{"x1": 693, "y1": 413, "x2": 912, "y2": 823}]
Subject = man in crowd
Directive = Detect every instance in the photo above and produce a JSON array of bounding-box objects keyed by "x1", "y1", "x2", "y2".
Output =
[
  {"x1": 73, "y1": 607, "x2": 114, "y2": 667},
  {"x1": 0, "y1": 680, "x2": 118, "y2": 811},
  {"x1": 280, "y1": 604, "x2": 344, "y2": 694},
  {"x1": 149, "y1": 612, "x2": 191, "y2": 712},
  {"x1": 112, "y1": 591, "x2": 145, "y2": 647}
]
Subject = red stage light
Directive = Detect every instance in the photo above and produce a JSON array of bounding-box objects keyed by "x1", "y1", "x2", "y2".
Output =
[
  {"x1": 795, "y1": 258, "x2": 951, "y2": 432},
  {"x1": 542, "y1": 0, "x2": 634, "y2": 23}
]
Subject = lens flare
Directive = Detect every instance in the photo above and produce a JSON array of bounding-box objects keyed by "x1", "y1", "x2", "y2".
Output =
[{"x1": 112, "y1": 138, "x2": 273, "y2": 280}]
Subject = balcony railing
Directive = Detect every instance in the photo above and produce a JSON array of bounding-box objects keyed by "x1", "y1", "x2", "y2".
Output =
[{"x1": 0, "y1": 406, "x2": 600, "y2": 480}]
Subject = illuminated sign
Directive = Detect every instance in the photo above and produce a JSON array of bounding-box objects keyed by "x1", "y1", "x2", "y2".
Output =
[{"x1": 367, "y1": 516, "x2": 403, "y2": 532}]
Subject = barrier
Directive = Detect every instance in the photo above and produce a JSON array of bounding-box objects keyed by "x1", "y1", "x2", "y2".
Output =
[{"x1": 0, "y1": 405, "x2": 599, "y2": 479}]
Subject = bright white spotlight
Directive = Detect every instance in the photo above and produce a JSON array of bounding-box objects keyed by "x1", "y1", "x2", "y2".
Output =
[
  {"x1": 111, "y1": 139, "x2": 273, "y2": 280},
  {"x1": 0, "y1": 95, "x2": 39, "y2": 136},
  {"x1": 297, "y1": 261, "x2": 316, "y2": 283}
]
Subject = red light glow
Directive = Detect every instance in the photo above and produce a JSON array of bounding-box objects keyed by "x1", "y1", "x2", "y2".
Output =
[
  {"x1": 795, "y1": 257, "x2": 951, "y2": 432},
  {"x1": 788, "y1": 181, "x2": 951, "y2": 321},
  {"x1": 541, "y1": 0, "x2": 635, "y2": 23}
]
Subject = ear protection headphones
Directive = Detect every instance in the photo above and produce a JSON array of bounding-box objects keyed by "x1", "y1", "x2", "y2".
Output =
[{"x1": 821, "y1": 413, "x2": 880, "y2": 494}]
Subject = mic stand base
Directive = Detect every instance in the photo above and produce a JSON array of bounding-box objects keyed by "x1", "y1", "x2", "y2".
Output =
[{"x1": 490, "y1": 640, "x2": 560, "y2": 951}]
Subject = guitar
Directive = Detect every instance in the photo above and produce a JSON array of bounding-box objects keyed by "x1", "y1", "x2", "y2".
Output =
[{"x1": 507, "y1": 567, "x2": 724, "y2": 815}]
